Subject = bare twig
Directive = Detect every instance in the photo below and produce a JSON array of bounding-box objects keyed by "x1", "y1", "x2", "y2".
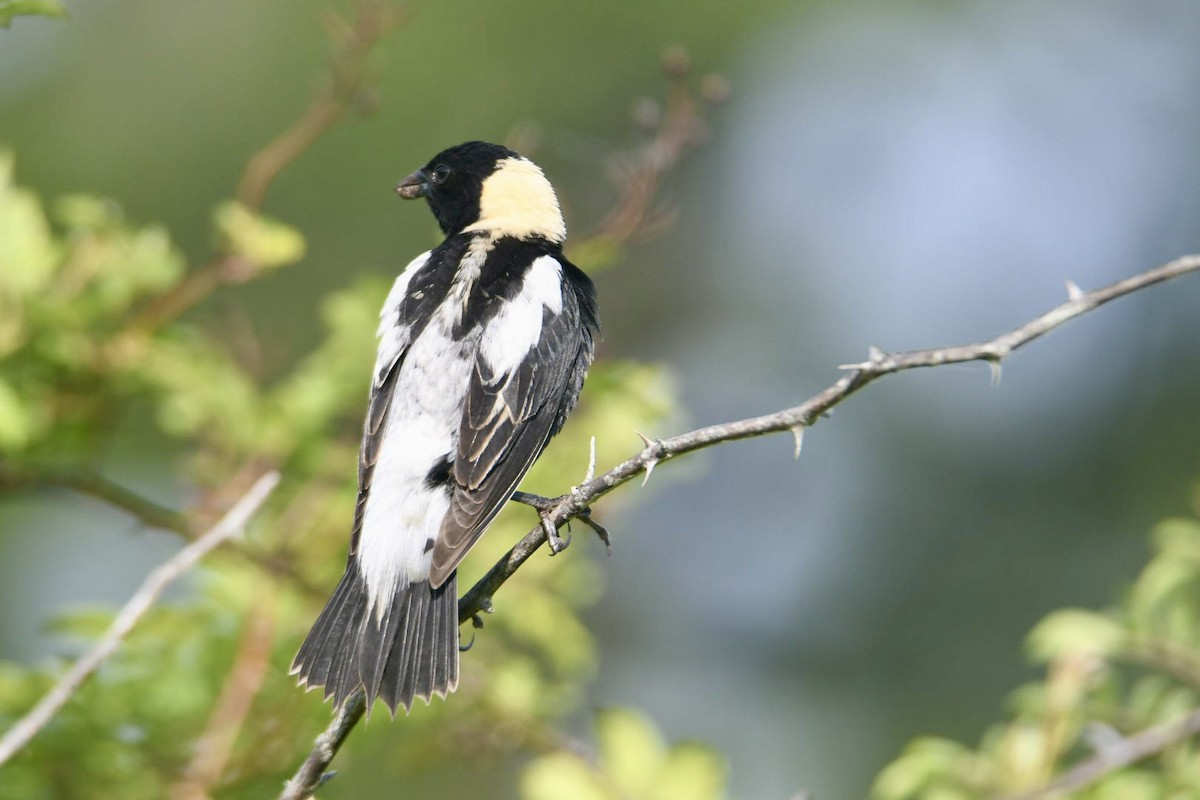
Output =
[
  {"x1": 282, "y1": 254, "x2": 1200, "y2": 794},
  {"x1": 237, "y1": 1, "x2": 405, "y2": 209},
  {"x1": 0, "y1": 471, "x2": 280, "y2": 767},
  {"x1": 586, "y1": 50, "x2": 722, "y2": 249},
  {"x1": 127, "y1": 1, "x2": 405, "y2": 335},
  {"x1": 1000, "y1": 705, "x2": 1200, "y2": 800}
]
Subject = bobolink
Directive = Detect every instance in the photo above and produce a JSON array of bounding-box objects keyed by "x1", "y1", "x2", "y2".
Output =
[{"x1": 292, "y1": 142, "x2": 598, "y2": 714}]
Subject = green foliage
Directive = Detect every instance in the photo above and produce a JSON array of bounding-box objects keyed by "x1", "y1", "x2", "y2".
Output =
[
  {"x1": 0, "y1": 0, "x2": 66, "y2": 28},
  {"x1": 520, "y1": 709, "x2": 729, "y2": 800},
  {"x1": 873, "y1": 510, "x2": 1200, "y2": 799},
  {"x1": 0, "y1": 151, "x2": 710, "y2": 798}
]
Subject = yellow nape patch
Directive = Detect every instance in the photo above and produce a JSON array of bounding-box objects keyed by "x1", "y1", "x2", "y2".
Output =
[{"x1": 465, "y1": 157, "x2": 566, "y2": 242}]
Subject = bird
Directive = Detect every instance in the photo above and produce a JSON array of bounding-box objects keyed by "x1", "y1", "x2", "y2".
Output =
[{"x1": 291, "y1": 141, "x2": 599, "y2": 715}]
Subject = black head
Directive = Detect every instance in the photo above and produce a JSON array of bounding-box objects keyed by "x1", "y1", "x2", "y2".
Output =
[
  {"x1": 395, "y1": 141, "x2": 566, "y2": 242},
  {"x1": 395, "y1": 142, "x2": 516, "y2": 235}
]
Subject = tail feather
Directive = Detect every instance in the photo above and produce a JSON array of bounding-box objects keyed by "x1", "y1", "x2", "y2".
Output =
[
  {"x1": 292, "y1": 567, "x2": 460, "y2": 715},
  {"x1": 361, "y1": 584, "x2": 408, "y2": 709}
]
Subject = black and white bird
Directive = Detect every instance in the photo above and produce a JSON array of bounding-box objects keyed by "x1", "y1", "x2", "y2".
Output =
[{"x1": 292, "y1": 142, "x2": 598, "y2": 715}]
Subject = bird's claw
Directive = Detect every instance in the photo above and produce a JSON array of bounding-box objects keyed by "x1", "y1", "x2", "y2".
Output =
[
  {"x1": 577, "y1": 508, "x2": 612, "y2": 556},
  {"x1": 546, "y1": 521, "x2": 571, "y2": 554},
  {"x1": 511, "y1": 489, "x2": 610, "y2": 555}
]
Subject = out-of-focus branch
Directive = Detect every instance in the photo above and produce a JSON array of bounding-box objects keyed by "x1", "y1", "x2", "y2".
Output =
[
  {"x1": 171, "y1": 587, "x2": 280, "y2": 800},
  {"x1": 0, "y1": 465, "x2": 188, "y2": 535},
  {"x1": 128, "y1": 1, "x2": 405, "y2": 335},
  {"x1": 237, "y1": 2, "x2": 405, "y2": 209},
  {"x1": 282, "y1": 255, "x2": 1200, "y2": 796},
  {"x1": 0, "y1": 463, "x2": 326, "y2": 600},
  {"x1": 588, "y1": 47, "x2": 726, "y2": 245},
  {"x1": 1000, "y1": 705, "x2": 1200, "y2": 800},
  {"x1": 457, "y1": 254, "x2": 1200, "y2": 619},
  {"x1": 0, "y1": 471, "x2": 280, "y2": 767}
]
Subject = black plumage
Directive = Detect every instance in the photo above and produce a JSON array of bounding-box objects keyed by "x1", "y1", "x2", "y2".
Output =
[{"x1": 292, "y1": 141, "x2": 598, "y2": 715}]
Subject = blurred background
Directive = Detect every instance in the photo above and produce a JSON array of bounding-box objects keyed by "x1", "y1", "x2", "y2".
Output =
[{"x1": 2, "y1": 0, "x2": 1200, "y2": 797}]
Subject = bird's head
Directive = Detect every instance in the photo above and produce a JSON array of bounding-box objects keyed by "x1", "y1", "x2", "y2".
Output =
[{"x1": 395, "y1": 141, "x2": 566, "y2": 243}]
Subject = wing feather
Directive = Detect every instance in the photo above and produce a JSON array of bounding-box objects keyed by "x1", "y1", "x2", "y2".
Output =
[
  {"x1": 429, "y1": 259, "x2": 596, "y2": 586},
  {"x1": 347, "y1": 250, "x2": 435, "y2": 558}
]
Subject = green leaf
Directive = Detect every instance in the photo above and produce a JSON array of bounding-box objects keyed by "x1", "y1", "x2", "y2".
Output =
[
  {"x1": 213, "y1": 200, "x2": 306, "y2": 270},
  {"x1": 0, "y1": 152, "x2": 57, "y2": 295},
  {"x1": 521, "y1": 752, "x2": 608, "y2": 800},
  {"x1": 597, "y1": 708, "x2": 666, "y2": 796},
  {"x1": 0, "y1": 0, "x2": 67, "y2": 28},
  {"x1": 650, "y1": 741, "x2": 727, "y2": 800},
  {"x1": 0, "y1": 376, "x2": 43, "y2": 450},
  {"x1": 872, "y1": 738, "x2": 976, "y2": 800},
  {"x1": 1025, "y1": 609, "x2": 1127, "y2": 662}
]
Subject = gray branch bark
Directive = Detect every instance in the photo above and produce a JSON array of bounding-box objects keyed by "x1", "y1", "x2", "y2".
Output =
[
  {"x1": 0, "y1": 471, "x2": 280, "y2": 766},
  {"x1": 280, "y1": 254, "x2": 1200, "y2": 799}
]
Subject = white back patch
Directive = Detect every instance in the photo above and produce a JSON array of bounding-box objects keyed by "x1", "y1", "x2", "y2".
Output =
[
  {"x1": 373, "y1": 250, "x2": 431, "y2": 383},
  {"x1": 479, "y1": 255, "x2": 564, "y2": 375}
]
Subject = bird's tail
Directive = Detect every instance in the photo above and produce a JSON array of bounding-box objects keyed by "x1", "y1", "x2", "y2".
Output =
[{"x1": 291, "y1": 568, "x2": 459, "y2": 715}]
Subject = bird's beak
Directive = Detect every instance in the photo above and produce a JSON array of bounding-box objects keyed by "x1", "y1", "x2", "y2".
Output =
[{"x1": 395, "y1": 170, "x2": 429, "y2": 199}]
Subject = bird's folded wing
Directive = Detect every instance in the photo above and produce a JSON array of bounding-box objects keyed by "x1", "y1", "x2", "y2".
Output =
[{"x1": 430, "y1": 292, "x2": 590, "y2": 586}]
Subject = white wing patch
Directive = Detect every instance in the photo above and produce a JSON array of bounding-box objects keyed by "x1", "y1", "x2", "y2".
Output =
[
  {"x1": 373, "y1": 250, "x2": 430, "y2": 384},
  {"x1": 479, "y1": 255, "x2": 564, "y2": 375}
]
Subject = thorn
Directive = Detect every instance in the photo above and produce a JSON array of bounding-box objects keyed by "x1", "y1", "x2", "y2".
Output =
[
  {"x1": 867, "y1": 345, "x2": 885, "y2": 362},
  {"x1": 1065, "y1": 280, "x2": 1084, "y2": 301},
  {"x1": 790, "y1": 425, "x2": 805, "y2": 459},
  {"x1": 642, "y1": 458, "x2": 658, "y2": 487},
  {"x1": 988, "y1": 359, "x2": 1003, "y2": 387},
  {"x1": 316, "y1": 771, "x2": 338, "y2": 789},
  {"x1": 634, "y1": 429, "x2": 654, "y2": 448},
  {"x1": 584, "y1": 436, "x2": 597, "y2": 483}
]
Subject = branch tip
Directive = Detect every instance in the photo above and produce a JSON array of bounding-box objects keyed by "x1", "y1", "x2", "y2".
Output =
[{"x1": 1065, "y1": 279, "x2": 1085, "y2": 301}]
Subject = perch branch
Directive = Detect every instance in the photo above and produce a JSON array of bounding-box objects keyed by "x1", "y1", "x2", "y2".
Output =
[
  {"x1": 1001, "y1": 705, "x2": 1200, "y2": 800},
  {"x1": 278, "y1": 693, "x2": 366, "y2": 800},
  {"x1": 281, "y1": 254, "x2": 1200, "y2": 798},
  {"x1": 0, "y1": 471, "x2": 280, "y2": 767},
  {"x1": 459, "y1": 255, "x2": 1200, "y2": 618}
]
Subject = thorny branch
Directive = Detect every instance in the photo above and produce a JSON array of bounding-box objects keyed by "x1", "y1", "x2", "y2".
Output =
[
  {"x1": 460, "y1": 255, "x2": 1200, "y2": 620},
  {"x1": 0, "y1": 471, "x2": 280, "y2": 767},
  {"x1": 282, "y1": 255, "x2": 1200, "y2": 797}
]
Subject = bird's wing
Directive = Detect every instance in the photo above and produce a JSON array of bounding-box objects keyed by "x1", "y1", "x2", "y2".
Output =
[
  {"x1": 429, "y1": 256, "x2": 595, "y2": 586},
  {"x1": 348, "y1": 251, "x2": 432, "y2": 559}
]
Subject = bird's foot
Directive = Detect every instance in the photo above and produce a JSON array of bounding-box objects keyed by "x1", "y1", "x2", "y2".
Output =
[{"x1": 511, "y1": 490, "x2": 610, "y2": 556}]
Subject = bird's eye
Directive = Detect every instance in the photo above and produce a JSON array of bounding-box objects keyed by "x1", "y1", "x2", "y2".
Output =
[{"x1": 430, "y1": 164, "x2": 451, "y2": 184}]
